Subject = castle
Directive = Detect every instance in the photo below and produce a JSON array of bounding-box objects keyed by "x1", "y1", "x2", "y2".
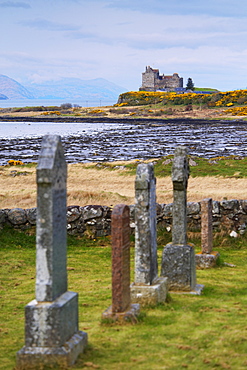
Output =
[{"x1": 140, "y1": 66, "x2": 183, "y2": 92}]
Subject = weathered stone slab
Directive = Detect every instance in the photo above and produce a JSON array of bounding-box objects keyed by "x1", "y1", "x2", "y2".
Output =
[
  {"x1": 171, "y1": 146, "x2": 189, "y2": 246},
  {"x1": 134, "y1": 163, "x2": 158, "y2": 285},
  {"x1": 161, "y1": 146, "x2": 201, "y2": 293},
  {"x1": 24, "y1": 292, "x2": 79, "y2": 348},
  {"x1": 130, "y1": 277, "x2": 168, "y2": 306},
  {"x1": 161, "y1": 244, "x2": 196, "y2": 291},
  {"x1": 111, "y1": 204, "x2": 131, "y2": 313},
  {"x1": 36, "y1": 135, "x2": 67, "y2": 302},
  {"x1": 103, "y1": 204, "x2": 140, "y2": 323},
  {"x1": 196, "y1": 198, "x2": 220, "y2": 268},
  {"x1": 102, "y1": 304, "x2": 140, "y2": 324},
  {"x1": 195, "y1": 251, "x2": 220, "y2": 269},
  {"x1": 16, "y1": 135, "x2": 87, "y2": 369},
  {"x1": 131, "y1": 164, "x2": 168, "y2": 305},
  {"x1": 16, "y1": 331, "x2": 87, "y2": 369},
  {"x1": 201, "y1": 198, "x2": 213, "y2": 254}
]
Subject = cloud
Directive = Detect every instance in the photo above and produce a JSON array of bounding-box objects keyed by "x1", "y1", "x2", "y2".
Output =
[
  {"x1": 66, "y1": 31, "x2": 100, "y2": 41},
  {"x1": 0, "y1": 1, "x2": 31, "y2": 8},
  {"x1": 106, "y1": 0, "x2": 247, "y2": 17},
  {"x1": 1, "y1": 0, "x2": 247, "y2": 92},
  {"x1": 19, "y1": 18, "x2": 80, "y2": 31}
]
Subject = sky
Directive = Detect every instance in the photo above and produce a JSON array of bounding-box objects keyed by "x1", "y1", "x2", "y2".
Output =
[{"x1": 1, "y1": 0, "x2": 247, "y2": 92}]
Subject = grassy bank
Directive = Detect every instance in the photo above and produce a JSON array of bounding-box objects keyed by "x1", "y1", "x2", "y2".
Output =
[
  {"x1": 2, "y1": 156, "x2": 247, "y2": 210},
  {"x1": 1, "y1": 226, "x2": 247, "y2": 369},
  {"x1": 1, "y1": 88, "x2": 247, "y2": 120}
]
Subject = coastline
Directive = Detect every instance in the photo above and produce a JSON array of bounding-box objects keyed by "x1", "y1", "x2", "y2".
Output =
[{"x1": 0, "y1": 115, "x2": 245, "y2": 125}]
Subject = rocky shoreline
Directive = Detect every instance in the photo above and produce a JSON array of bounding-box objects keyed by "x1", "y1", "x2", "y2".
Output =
[
  {"x1": 0, "y1": 115, "x2": 245, "y2": 125},
  {"x1": 1, "y1": 117, "x2": 247, "y2": 166}
]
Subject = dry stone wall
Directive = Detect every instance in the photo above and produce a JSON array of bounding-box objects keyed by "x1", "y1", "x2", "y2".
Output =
[{"x1": 1, "y1": 199, "x2": 247, "y2": 237}]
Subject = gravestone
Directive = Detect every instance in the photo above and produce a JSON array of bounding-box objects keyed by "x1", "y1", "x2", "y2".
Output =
[
  {"x1": 131, "y1": 163, "x2": 167, "y2": 305},
  {"x1": 201, "y1": 198, "x2": 213, "y2": 254},
  {"x1": 161, "y1": 146, "x2": 202, "y2": 293},
  {"x1": 16, "y1": 135, "x2": 87, "y2": 369},
  {"x1": 102, "y1": 204, "x2": 140, "y2": 322},
  {"x1": 195, "y1": 198, "x2": 220, "y2": 269}
]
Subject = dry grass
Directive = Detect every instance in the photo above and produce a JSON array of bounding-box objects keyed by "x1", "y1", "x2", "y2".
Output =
[
  {"x1": 0, "y1": 105, "x2": 239, "y2": 120},
  {"x1": 1, "y1": 163, "x2": 247, "y2": 209}
]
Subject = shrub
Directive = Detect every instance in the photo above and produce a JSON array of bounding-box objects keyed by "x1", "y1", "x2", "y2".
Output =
[
  {"x1": 8, "y1": 160, "x2": 24, "y2": 166},
  {"x1": 237, "y1": 97, "x2": 247, "y2": 104},
  {"x1": 60, "y1": 103, "x2": 72, "y2": 109}
]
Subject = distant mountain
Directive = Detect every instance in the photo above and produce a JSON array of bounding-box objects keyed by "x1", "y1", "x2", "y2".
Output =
[
  {"x1": 0, "y1": 92, "x2": 8, "y2": 100},
  {"x1": 0, "y1": 74, "x2": 34, "y2": 99},
  {"x1": 0, "y1": 74, "x2": 127, "y2": 101},
  {"x1": 25, "y1": 77, "x2": 126, "y2": 101}
]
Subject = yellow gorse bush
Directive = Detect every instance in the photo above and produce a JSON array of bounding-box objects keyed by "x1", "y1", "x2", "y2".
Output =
[
  {"x1": 117, "y1": 89, "x2": 247, "y2": 108},
  {"x1": 224, "y1": 106, "x2": 247, "y2": 116},
  {"x1": 8, "y1": 160, "x2": 24, "y2": 166},
  {"x1": 41, "y1": 111, "x2": 61, "y2": 116},
  {"x1": 88, "y1": 109, "x2": 105, "y2": 114}
]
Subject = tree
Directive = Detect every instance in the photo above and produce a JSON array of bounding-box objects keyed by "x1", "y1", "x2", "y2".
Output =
[{"x1": 186, "y1": 78, "x2": 195, "y2": 91}]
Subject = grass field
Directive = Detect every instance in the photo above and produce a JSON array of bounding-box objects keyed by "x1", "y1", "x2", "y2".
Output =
[
  {"x1": 1, "y1": 156, "x2": 247, "y2": 369},
  {"x1": 2, "y1": 156, "x2": 247, "y2": 210},
  {"x1": 1, "y1": 225, "x2": 247, "y2": 369}
]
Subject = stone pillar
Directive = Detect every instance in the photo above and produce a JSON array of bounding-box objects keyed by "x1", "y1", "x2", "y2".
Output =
[
  {"x1": 195, "y1": 198, "x2": 220, "y2": 269},
  {"x1": 161, "y1": 146, "x2": 202, "y2": 293},
  {"x1": 16, "y1": 135, "x2": 87, "y2": 369},
  {"x1": 134, "y1": 163, "x2": 158, "y2": 284},
  {"x1": 102, "y1": 204, "x2": 140, "y2": 322},
  {"x1": 171, "y1": 146, "x2": 189, "y2": 246},
  {"x1": 201, "y1": 198, "x2": 213, "y2": 254},
  {"x1": 131, "y1": 163, "x2": 168, "y2": 305}
]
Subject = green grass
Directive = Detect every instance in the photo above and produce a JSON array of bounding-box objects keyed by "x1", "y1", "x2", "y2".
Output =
[
  {"x1": 1, "y1": 226, "x2": 247, "y2": 369},
  {"x1": 86, "y1": 155, "x2": 247, "y2": 179},
  {"x1": 194, "y1": 87, "x2": 219, "y2": 92},
  {"x1": 6, "y1": 154, "x2": 247, "y2": 180}
]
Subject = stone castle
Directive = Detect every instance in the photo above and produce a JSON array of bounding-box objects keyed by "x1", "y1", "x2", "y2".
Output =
[{"x1": 140, "y1": 66, "x2": 183, "y2": 92}]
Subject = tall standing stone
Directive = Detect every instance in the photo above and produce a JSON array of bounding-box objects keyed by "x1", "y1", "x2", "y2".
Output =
[
  {"x1": 17, "y1": 135, "x2": 87, "y2": 369},
  {"x1": 201, "y1": 198, "x2": 213, "y2": 254},
  {"x1": 36, "y1": 135, "x2": 68, "y2": 302},
  {"x1": 195, "y1": 198, "x2": 219, "y2": 269},
  {"x1": 102, "y1": 204, "x2": 140, "y2": 322},
  {"x1": 135, "y1": 163, "x2": 158, "y2": 284},
  {"x1": 161, "y1": 146, "x2": 201, "y2": 292},
  {"x1": 171, "y1": 146, "x2": 189, "y2": 246},
  {"x1": 131, "y1": 163, "x2": 167, "y2": 305}
]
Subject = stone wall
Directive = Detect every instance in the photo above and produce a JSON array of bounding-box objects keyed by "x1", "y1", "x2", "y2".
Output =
[{"x1": 1, "y1": 199, "x2": 247, "y2": 238}]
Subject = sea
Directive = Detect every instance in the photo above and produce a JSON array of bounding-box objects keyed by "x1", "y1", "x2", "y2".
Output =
[
  {"x1": 1, "y1": 98, "x2": 247, "y2": 165},
  {"x1": 0, "y1": 98, "x2": 116, "y2": 109}
]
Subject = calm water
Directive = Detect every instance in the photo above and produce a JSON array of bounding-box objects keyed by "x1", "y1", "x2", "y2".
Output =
[
  {"x1": 0, "y1": 98, "x2": 116, "y2": 109},
  {"x1": 1, "y1": 120, "x2": 247, "y2": 166}
]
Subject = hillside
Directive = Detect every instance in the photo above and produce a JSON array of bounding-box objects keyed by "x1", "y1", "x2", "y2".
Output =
[
  {"x1": 116, "y1": 90, "x2": 247, "y2": 116},
  {"x1": 0, "y1": 92, "x2": 8, "y2": 100},
  {"x1": 0, "y1": 75, "x2": 34, "y2": 99},
  {"x1": 25, "y1": 77, "x2": 126, "y2": 101},
  {"x1": 0, "y1": 74, "x2": 126, "y2": 101}
]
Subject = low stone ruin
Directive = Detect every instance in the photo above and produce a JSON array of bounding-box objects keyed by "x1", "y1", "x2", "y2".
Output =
[{"x1": 1, "y1": 198, "x2": 247, "y2": 238}]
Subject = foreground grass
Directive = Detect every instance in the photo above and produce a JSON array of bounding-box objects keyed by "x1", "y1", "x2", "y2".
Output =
[{"x1": 1, "y1": 227, "x2": 247, "y2": 369}]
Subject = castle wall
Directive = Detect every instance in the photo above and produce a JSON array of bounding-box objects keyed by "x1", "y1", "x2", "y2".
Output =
[
  {"x1": 142, "y1": 72, "x2": 155, "y2": 90},
  {"x1": 141, "y1": 66, "x2": 183, "y2": 91}
]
